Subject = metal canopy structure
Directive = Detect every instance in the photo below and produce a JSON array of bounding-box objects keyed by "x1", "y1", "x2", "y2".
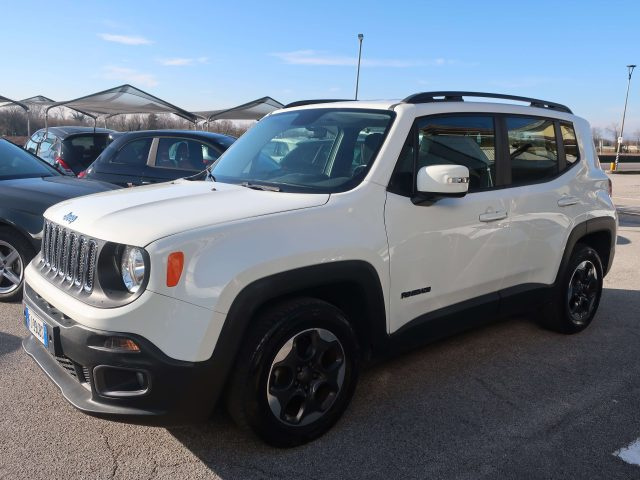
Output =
[
  {"x1": 0, "y1": 95, "x2": 28, "y2": 111},
  {"x1": 0, "y1": 95, "x2": 36, "y2": 135},
  {"x1": 195, "y1": 96, "x2": 283, "y2": 123},
  {"x1": 46, "y1": 84, "x2": 198, "y2": 126}
]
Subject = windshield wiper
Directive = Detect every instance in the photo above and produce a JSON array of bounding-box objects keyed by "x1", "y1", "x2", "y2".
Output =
[{"x1": 240, "y1": 182, "x2": 281, "y2": 192}]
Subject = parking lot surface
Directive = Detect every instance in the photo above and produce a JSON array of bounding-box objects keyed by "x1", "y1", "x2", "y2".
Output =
[{"x1": 1, "y1": 174, "x2": 640, "y2": 479}]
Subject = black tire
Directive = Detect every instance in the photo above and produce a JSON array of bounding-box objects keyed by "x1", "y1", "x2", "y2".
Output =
[
  {"x1": 541, "y1": 243, "x2": 603, "y2": 334},
  {"x1": 226, "y1": 297, "x2": 359, "y2": 447},
  {"x1": 0, "y1": 227, "x2": 35, "y2": 303}
]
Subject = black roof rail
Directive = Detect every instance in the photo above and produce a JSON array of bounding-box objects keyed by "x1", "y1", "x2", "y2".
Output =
[
  {"x1": 283, "y1": 99, "x2": 352, "y2": 109},
  {"x1": 402, "y1": 91, "x2": 572, "y2": 114}
]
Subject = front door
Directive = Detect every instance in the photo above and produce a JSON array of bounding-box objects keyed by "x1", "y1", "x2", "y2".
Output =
[{"x1": 385, "y1": 114, "x2": 512, "y2": 333}]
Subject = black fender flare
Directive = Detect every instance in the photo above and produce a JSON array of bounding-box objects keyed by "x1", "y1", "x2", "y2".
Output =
[
  {"x1": 555, "y1": 216, "x2": 616, "y2": 283},
  {"x1": 205, "y1": 260, "x2": 387, "y2": 406}
]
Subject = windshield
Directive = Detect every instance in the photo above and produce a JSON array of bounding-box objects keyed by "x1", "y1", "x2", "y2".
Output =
[
  {"x1": 211, "y1": 108, "x2": 394, "y2": 193},
  {"x1": 0, "y1": 139, "x2": 58, "y2": 180}
]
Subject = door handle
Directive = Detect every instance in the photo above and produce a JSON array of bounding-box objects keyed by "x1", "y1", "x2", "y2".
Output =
[
  {"x1": 557, "y1": 196, "x2": 579, "y2": 207},
  {"x1": 479, "y1": 210, "x2": 508, "y2": 222}
]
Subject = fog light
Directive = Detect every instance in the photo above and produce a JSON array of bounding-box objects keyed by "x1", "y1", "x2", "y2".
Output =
[
  {"x1": 103, "y1": 337, "x2": 140, "y2": 352},
  {"x1": 93, "y1": 366, "x2": 150, "y2": 397}
]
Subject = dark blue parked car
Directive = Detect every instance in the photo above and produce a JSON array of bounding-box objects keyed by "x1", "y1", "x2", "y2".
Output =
[{"x1": 81, "y1": 130, "x2": 236, "y2": 187}]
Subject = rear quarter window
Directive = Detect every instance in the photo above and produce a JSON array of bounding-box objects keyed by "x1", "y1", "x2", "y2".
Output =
[{"x1": 560, "y1": 121, "x2": 580, "y2": 167}]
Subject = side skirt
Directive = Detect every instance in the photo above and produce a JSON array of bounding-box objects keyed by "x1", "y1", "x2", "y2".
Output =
[{"x1": 375, "y1": 283, "x2": 551, "y2": 360}]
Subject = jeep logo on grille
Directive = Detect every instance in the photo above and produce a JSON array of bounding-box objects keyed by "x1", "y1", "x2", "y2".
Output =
[{"x1": 63, "y1": 212, "x2": 78, "y2": 224}]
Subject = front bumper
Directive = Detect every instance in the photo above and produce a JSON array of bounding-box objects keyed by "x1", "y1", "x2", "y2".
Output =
[{"x1": 22, "y1": 283, "x2": 222, "y2": 426}]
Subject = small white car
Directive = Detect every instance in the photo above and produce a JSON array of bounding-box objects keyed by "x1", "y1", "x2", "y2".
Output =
[{"x1": 22, "y1": 92, "x2": 616, "y2": 446}]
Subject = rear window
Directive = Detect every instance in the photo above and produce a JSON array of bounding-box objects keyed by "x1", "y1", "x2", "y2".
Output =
[{"x1": 62, "y1": 134, "x2": 111, "y2": 168}]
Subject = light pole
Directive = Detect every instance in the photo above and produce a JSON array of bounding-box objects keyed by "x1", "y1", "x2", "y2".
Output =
[
  {"x1": 612, "y1": 64, "x2": 636, "y2": 172},
  {"x1": 355, "y1": 33, "x2": 364, "y2": 100}
]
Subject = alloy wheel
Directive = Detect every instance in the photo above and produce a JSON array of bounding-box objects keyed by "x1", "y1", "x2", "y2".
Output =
[
  {"x1": 0, "y1": 240, "x2": 23, "y2": 295},
  {"x1": 266, "y1": 328, "x2": 346, "y2": 426},
  {"x1": 567, "y1": 260, "x2": 598, "y2": 324}
]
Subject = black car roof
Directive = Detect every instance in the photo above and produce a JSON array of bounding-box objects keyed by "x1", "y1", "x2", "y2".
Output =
[
  {"x1": 119, "y1": 129, "x2": 235, "y2": 140},
  {"x1": 35, "y1": 126, "x2": 115, "y2": 137}
]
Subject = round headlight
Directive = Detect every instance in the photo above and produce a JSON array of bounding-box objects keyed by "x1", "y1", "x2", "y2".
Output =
[{"x1": 121, "y1": 246, "x2": 146, "y2": 293}]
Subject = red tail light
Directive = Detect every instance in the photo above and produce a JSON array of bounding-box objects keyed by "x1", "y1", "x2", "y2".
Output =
[
  {"x1": 78, "y1": 170, "x2": 87, "y2": 178},
  {"x1": 55, "y1": 156, "x2": 72, "y2": 173}
]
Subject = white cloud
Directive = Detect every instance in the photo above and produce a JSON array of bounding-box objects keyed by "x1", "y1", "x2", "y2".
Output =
[
  {"x1": 102, "y1": 66, "x2": 158, "y2": 87},
  {"x1": 98, "y1": 33, "x2": 153, "y2": 45},
  {"x1": 271, "y1": 50, "x2": 456, "y2": 68},
  {"x1": 158, "y1": 57, "x2": 208, "y2": 66}
]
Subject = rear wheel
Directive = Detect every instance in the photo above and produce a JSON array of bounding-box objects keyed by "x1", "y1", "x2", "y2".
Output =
[
  {"x1": 226, "y1": 297, "x2": 359, "y2": 447},
  {"x1": 541, "y1": 243, "x2": 603, "y2": 334},
  {"x1": 0, "y1": 227, "x2": 35, "y2": 302}
]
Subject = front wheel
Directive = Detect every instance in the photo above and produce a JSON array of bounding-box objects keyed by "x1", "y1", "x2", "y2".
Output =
[
  {"x1": 541, "y1": 243, "x2": 603, "y2": 334},
  {"x1": 226, "y1": 298, "x2": 359, "y2": 447},
  {"x1": 0, "y1": 227, "x2": 35, "y2": 302}
]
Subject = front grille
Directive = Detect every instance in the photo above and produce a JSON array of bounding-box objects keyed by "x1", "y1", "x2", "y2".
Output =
[
  {"x1": 40, "y1": 221, "x2": 98, "y2": 293},
  {"x1": 55, "y1": 355, "x2": 90, "y2": 384},
  {"x1": 55, "y1": 355, "x2": 78, "y2": 379}
]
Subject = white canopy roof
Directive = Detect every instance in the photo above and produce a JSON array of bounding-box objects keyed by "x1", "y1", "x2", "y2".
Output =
[
  {"x1": 194, "y1": 96, "x2": 283, "y2": 122},
  {"x1": 47, "y1": 84, "x2": 197, "y2": 122},
  {"x1": 20, "y1": 95, "x2": 56, "y2": 106}
]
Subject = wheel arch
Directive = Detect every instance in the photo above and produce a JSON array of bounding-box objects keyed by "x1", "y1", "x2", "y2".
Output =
[
  {"x1": 0, "y1": 212, "x2": 41, "y2": 251},
  {"x1": 557, "y1": 216, "x2": 616, "y2": 282},
  {"x1": 206, "y1": 261, "x2": 387, "y2": 406}
]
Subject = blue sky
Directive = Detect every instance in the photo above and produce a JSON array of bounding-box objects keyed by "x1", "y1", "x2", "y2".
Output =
[{"x1": 2, "y1": 0, "x2": 640, "y2": 133}]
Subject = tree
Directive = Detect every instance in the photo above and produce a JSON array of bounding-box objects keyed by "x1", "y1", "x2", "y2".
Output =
[
  {"x1": 605, "y1": 122, "x2": 620, "y2": 146},
  {"x1": 591, "y1": 127, "x2": 603, "y2": 144},
  {"x1": 147, "y1": 113, "x2": 159, "y2": 130},
  {"x1": 70, "y1": 111, "x2": 87, "y2": 124}
]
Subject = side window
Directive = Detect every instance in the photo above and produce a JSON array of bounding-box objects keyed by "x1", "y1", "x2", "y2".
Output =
[
  {"x1": 38, "y1": 133, "x2": 56, "y2": 157},
  {"x1": 417, "y1": 116, "x2": 496, "y2": 191},
  {"x1": 202, "y1": 144, "x2": 221, "y2": 166},
  {"x1": 560, "y1": 121, "x2": 579, "y2": 167},
  {"x1": 110, "y1": 138, "x2": 152, "y2": 166},
  {"x1": 388, "y1": 132, "x2": 415, "y2": 196},
  {"x1": 507, "y1": 117, "x2": 558, "y2": 184},
  {"x1": 155, "y1": 138, "x2": 211, "y2": 170},
  {"x1": 25, "y1": 139, "x2": 38, "y2": 154}
]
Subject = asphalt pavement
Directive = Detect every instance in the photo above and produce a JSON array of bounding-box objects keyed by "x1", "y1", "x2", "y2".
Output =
[{"x1": 1, "y1": 174, "x2": 640, "y2": 479}]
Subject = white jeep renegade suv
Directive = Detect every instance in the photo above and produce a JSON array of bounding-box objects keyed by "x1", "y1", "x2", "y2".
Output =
[{"x1": 22, "y1": 92, "x2": 616, "y2": 446}]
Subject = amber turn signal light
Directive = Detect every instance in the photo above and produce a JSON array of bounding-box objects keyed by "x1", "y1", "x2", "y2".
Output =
[
  {"x1": 103, "y1": 337, "x2": 140, "y2": 352},
  {"x1": 167, "y1": 252, "x2": 184, "y2": 287}
]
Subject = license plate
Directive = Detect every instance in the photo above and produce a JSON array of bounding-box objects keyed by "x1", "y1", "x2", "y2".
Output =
[{"x1": 25, "y1": 307, "x2": 49, "y2": 347}]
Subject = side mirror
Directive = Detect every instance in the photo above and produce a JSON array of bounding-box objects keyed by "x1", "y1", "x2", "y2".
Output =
[{"x1": 412, "y1": 164, "x2": 469, "y2": 205}]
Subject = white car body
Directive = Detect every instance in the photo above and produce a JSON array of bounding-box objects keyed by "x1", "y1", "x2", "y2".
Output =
[{"x1": 22, "y1": 94, "x2": 616, "y2": 427}]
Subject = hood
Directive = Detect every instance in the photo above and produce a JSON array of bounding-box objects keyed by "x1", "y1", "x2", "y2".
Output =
[
  {"x1": 2, "y1": 176, "x2": 120, "y2": 217},
  {"x1": 44, "y1": 179, "x2": 329, "y2": 246}
]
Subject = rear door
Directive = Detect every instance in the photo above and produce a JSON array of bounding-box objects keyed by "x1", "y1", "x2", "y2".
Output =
[
  {"x1": 93, "y1": 137, "x2": 152, "y2": 186},
  {"x1": 141, "y1": 137, "x2": 222, "y2": 184},
  {"x1": 499, "y1": 116, "x2": 582, "y2": 289}
]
